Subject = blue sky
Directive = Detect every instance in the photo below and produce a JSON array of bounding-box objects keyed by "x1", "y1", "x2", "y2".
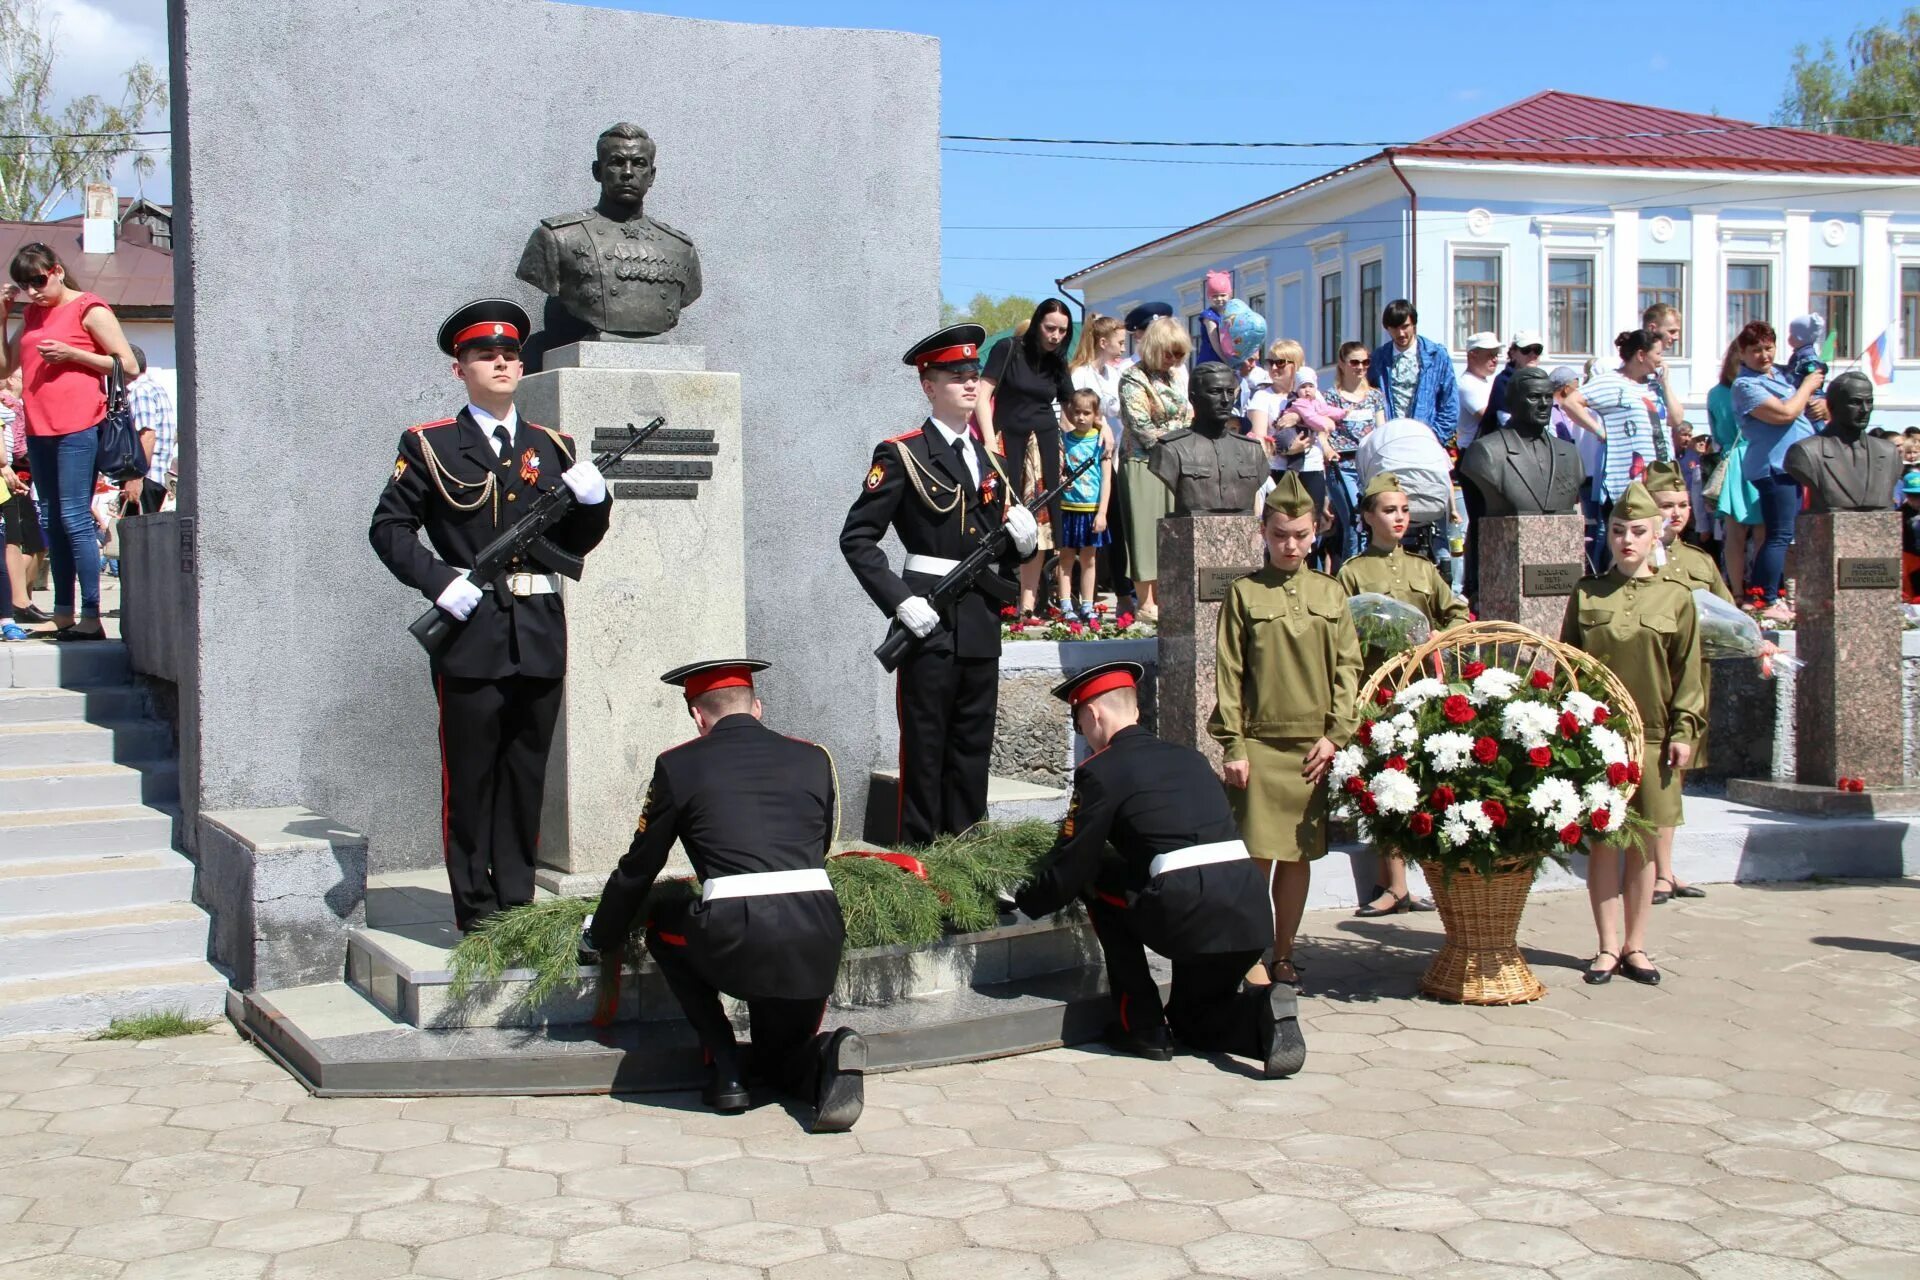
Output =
[{"x1": 614, "y1": 0, "x2": 1902, "y2": 308}]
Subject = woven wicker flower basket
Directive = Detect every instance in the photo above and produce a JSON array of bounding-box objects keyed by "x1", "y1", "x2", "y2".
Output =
[{"x1": 1360, "y1": 621, "x2": 1646, "y2": 1006}]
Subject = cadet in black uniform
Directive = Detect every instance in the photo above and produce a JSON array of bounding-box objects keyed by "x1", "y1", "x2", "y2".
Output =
[
  {"x1": 370, "y1": 300, "x2": 612, "y2": 932},
  {"x1": 1014, "y1": 662, "x2": 1307, "y2": 1078},
  {"x1": 580, "y1": 660, "x2": 866, "y2": 1133},
  {"x1": 840, "y1": 324, "x2": 1040, "y2": 844}
]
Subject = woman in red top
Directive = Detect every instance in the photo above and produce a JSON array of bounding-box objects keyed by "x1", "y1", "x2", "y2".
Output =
[{"x1": 1, "y1": 243, "x2": 135, "y2": 640}]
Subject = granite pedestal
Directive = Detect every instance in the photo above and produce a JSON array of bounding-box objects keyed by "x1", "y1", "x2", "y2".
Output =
[
  {"x1": 1475, "y1": 514, "x2": 1584, "y2": 638},
  {"x1": 1157, "y1": 515, "x2": 1263, "y2": 769},
  {"x1": 515, "y1": 342, "x2": 744, "y2": 892},
  {"x1": 1788, "y1": 510, "x2": 1904, "y2": 788}
]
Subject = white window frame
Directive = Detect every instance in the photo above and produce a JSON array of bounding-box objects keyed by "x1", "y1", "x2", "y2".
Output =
[
  {"x1": 1637, "y1": 261, "x2": 1688, "y2": 355},
  {"x1": 1809, "y1": 263, "x2": 1860, "y2": 360},
  {"x1": 1273, "y1": 270, "x2": 1304, "y2": 348},
  {"x1": 1351, "y1": 247, "x2": 1386, "y2": 344},
  {"x1": 1717, "y1": 221, "x2": 1785, "y2": 350},
  {"x1": 1895, "y1": 231, "x2": 1920, "y2": 366},
  {"x1": 1446, "y1": 241, "x2": 1509, "y2": 352},
  {"x1": 1545, "y1": 253, "x2": 1601, "y2": 360},
  {"x1": 1535, "y1": 215, "x2": 1613, "y2": 363}
]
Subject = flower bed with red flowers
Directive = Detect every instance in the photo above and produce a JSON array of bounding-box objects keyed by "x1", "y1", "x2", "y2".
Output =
[{"x1": 1000, "y1": 602, "x2": 1156, "y2": 642}]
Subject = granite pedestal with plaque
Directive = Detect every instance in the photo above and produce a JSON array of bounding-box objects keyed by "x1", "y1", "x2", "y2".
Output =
[
  {"x1": 515, "y1": 341, "x2": 744, "y2": 892},
  {"x1": 1475, "y1": 515, "x2": 1584, "y2": 639},
  {"x1": 1157, "y1": 515, "x2": 1264, "y2": 771}
]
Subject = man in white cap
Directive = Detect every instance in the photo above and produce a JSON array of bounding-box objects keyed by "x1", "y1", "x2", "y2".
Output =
[{"x1": 1455, "y1": 331, "x2": 1503, "y2": 450}]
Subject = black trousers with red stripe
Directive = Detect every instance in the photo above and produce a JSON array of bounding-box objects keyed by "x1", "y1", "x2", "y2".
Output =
[
  {"x1": 435, "y1": 672, "x2": 563, "y2": 931},
  {"x1": 1085, "y1": 896, "x2": 1265, "y2": 1055},
  {"x1": 896, "y1": 649, "x2": 997, "y2": 846}
]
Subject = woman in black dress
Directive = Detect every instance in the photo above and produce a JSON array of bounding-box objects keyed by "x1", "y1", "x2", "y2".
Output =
[{"x1": 978, "y1": 299, "x2": 1076, "y2": 620}]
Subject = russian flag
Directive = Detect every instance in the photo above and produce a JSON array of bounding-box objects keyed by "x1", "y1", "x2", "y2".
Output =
[{"x1": 1864, "y1": 328, "x2": 1895, "y2": 386}]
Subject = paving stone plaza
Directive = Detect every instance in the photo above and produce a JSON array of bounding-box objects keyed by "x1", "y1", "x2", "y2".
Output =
[{"x1": 2, "y1": 881, "x2": 1916, "y2": 1279}]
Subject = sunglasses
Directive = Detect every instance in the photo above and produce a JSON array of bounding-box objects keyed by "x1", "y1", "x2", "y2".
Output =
[
  {"x1": 1266, "y1": 358, "x2": 1295, "y2": 367},
  {"x1": 12, "y1": 272, "x2": 48, "y2": 289},
  {"x1": 1342, "y1": 358, "x2": 1366, "y2": 367}
]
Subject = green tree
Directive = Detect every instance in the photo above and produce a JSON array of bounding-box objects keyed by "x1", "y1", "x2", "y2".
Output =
[
  {"x1": 1777, "y1": 9, "x2": 1920, "y2": 146},
  {"x1": 941, "y1": 292, "x2": 1040, "y2": 334},
  {"x1": 0, "y1": 0, "x2": 167, "y2": 221}
]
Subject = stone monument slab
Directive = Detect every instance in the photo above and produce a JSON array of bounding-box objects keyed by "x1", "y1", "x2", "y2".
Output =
[
  {"x1": 1475, "y1": 514, "x2": 1584, "y2": 639},
  {"x1": 1789, "y1": 510, "x2": 1903, "y2": 787},
  {"x1": 1157, "y1": 515, "x2": 1264, "y2": 769}
]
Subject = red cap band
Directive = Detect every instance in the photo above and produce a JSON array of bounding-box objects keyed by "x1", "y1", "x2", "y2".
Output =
[
  {"x1": 682, "y1": 667, "x2": 755, "y2": 699},
  {"x1": 1071, "y1": 669, "x2": 1137, "y2": 705},
  {"x1": 452, "y1": 320, "x2": 522, "y2": 349},
  {"x1": 914, "y1": 343, "x2": 978, "y2": 370}
]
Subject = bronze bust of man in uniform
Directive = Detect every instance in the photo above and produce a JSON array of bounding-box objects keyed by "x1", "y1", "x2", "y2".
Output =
[
  {"x1": 517, "y1": 122, "x2": 703, "y2": 343},
  {"x1": 1458, "y1": 365, "x2": 1584, "y2": 516},
  {"x1": 1785, "y1": 372, "x2": 1900, "y2": 513},
  {"x1": 1149, "y1": 363, "x2": 1268, "y2": 514}
]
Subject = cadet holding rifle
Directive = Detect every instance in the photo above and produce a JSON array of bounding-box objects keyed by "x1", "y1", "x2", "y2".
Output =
[{"x1": 369, "y1": 299, "x2": 613, "y2": 932}]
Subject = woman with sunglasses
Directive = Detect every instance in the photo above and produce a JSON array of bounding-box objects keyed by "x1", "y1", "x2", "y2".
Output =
[
  {"x1": 1322, "y1": 341, "x2": 1388, "y2": 570},
  {"x1": 0, "y1": 243, "x2": 136, "y2": 641}
]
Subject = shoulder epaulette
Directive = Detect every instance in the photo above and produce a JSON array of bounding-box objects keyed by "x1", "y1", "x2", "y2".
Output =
[
  {"x1": 407, "y1": 417, "x2": 456, "y2": 433},
  {"x1": 529, "y1": 422, "x2": 575, "y2": 460},
  {"x1": 540, "y1": 210, "x2": 592, "y2": 229},
  {"x1": 649, "y1": 216, "x2": 695, "y2": 246},
  {"x1": 884, "y1": 428, "x2": 924, "y2": 444}
]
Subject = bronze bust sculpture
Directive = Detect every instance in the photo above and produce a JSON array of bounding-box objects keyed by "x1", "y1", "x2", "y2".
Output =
[
  {"x1": 517, "y1": 122, "x2": 703, "y2": 342},
  {"x1": 1458, "y1": 366, "x2": 1584, "y2": 516},
  {"x1": 1785, "y1": 372, "x2": 1901, "y2": 513},
  {"x1": 1148, "y1": 363, "x2": 1268, "y2": 514}
]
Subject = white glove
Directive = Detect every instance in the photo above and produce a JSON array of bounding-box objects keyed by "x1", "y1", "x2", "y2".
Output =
[
  {"x1": 435, "y1": 576, "x2": 484, "y2": 621},
  {"x1": 561, "y1": 458, "x2": 607, "y2": 505},
  {"x1": 896, "y1": 596, "x2": 940, "y2": 639},
  {"x1": 1005, "y1": 504, "x2": 1039, "y2": 557}
]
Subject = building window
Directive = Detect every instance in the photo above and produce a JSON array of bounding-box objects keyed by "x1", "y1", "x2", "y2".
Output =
[
  {"x1": 1358, "y1": 260, "x2": 1383, "y2": 338},
  {"x1": 1246, "y1": 292, "x2": 1267, "y2": 335},
  {"x1": 1726, "y1": 262, "x2": 1771, "y2": 337},
  {"x1": 1638, "y1": 262, "x2": 1686, "y2": 356},
  {"x1": 1188, "y1": 312, "x2": 1205, "y2": 365},
  {"x1": 1810, "y1": 266, "x2": 1857, "y2": 359},
  {"x1": 1903, "y1": 266, "x2": 1920, "y2": 361},
  {"x1": 1547, "y1": 256, "x2": 1594, "y2": 355},
  {"x1": 1452, "y1": 254, "x2": 1499, "y2": 347},
  {"x1": 1318, "y1": 271, "x2": 1343, "y2": 366}
]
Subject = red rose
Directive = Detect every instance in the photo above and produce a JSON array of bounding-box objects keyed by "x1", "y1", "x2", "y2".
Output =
[
  {"x1": 1344, "y1": 776, "x2": 1367, "y2": 796},
  {"x1": 1000, "y1": 606, "x2": 1018, "y2": 619},
  {"x1": 1559, "y1": 822, "x2": 1584, "y2": 846},
  {"x1": 1530, "y1": 670, "x2": 1553, "y2": 690},
  {"x1": 1356, "y1": 722, "x2": 1374, "y2": 747},
  {"x1": 1528, "y1": 746, "x2": 1552, "y2": 768},
  {"x1": 1463, "y1": 661, "x2": 1487, "y2": 678},
  {"x1": 1606, "y1": 762, "x2": 1629, "y2": 786},
  {"x1": 1385, "y1": 756, "x2": 1408, "y2": 772},
  {"x1": 1443, "y1": 695, "x2": 1476, "y2": 725},
  {"x1": 1590, "y1": 808, "x2": 1612, "y2": 832},
  {"x1": 1431, "y1": 784, "x2": 1456, "y2": 808},
  {"x1": 1067, "y1": 621, "x2": 1084, "y2": 635},
  {"x1": 1117, "y1": 612, "x2": 1135, "y2": 629},
  {"x1": 1410, "y1": 811, "x2": 1435, "y2": 836},
  {"x1": 1626, "y1": 762, "x2": 1643, "y2": 785},
  {"x1": 1374, "y1": 685, "x2": 1394, "y2": 706},
  {"x1": 1472, "y1": 737, "x2": 1499, "y2": 765},
  {"x1": 1482, "y1": 799, "x2": 1508, "y2": 828},
  {"x1": 1845, "y1": 777, "x2": 1867, "y2": 793},
  {"x1": 1559, "y1": 711, "x2": 1581, "y2": 738},
  {"x1": 1592, "y1": 706, "x2": 1610, "y2": 725},
  {"x1": 1358, "y1": 793, "x2": 1378, "y2": 815}
]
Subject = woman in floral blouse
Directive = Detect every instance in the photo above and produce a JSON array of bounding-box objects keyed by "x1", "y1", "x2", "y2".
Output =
[{"x1": 1116, "y1": 317, "x2": 1192, "y2": 620}]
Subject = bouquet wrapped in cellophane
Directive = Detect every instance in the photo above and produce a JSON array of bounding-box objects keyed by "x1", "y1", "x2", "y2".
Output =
[
  {"x1": 1693, "y1": 589, "x2": 1798, "y2": 677},
  {"x1": 1348, "y1": 592, "x2": 1433, "y2": 656}
]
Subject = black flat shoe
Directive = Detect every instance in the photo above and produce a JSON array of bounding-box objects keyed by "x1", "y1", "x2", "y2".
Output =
[
  {"x1": 1585, "y1": 951, "x2": 1618, "y2": 985},
  {"x1": 1651, "y1": 878, "x2": 1673, "y2": 906},
  {"x1": 1671, "y1": 883, "x2": 1707, "y2": 899},
  {"x1": 10, "y1": 604, "x2": 49, "y2": 624},
  {"x1": 1407, "y1": 895, "x2": 1437, "y2": 912},
  {"x1": 809, "y1": 1027, "x2": 867, "y2": 1133},
  {"x1": 1620, "y1": 950, "x2": 1662, "y2": 986},
  {"x1": 702, "y1": 1063, "x2": 750, "y2": 1113},
  {"x1": 48, "y1": 625, "x2": 106, "y2": 643},
  {"x1": 1255, "y1": 982, "x2": 1307, "y2": 1079},
  {"x1": 1354, "y1": 890, "x2": 1411, "y2": 918},
  {"x1": 1104, "y1": 1022, "x2": 1173, "y2": 1062}
]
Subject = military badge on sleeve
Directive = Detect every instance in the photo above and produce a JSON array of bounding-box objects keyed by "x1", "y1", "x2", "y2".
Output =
[
  {"x1": 391, "y1": 456, "x2": 408, "y2": 481},
  {"x1": 865, "y1": 461, "x2": 886, "y2": 491},
  {"x1": 1061, "y1": 791, "x2": 1078, "y2": 839}
]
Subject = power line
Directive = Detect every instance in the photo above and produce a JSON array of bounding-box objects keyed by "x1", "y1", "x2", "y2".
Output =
[{"x1": 942, "y1": 145, "x2": 1333, "y2": 169}]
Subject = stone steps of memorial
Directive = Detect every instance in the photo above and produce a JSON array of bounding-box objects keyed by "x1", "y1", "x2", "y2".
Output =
[
  {"x1": 0, "y1": 901, "x2": 213, "y2": 978},
  {"x1": 0, "y1": 851, "x2": 200, "y2": 918},
  {"x1": 0, "y1": 718, "x2": 174, "y2": 768},
  {"x1": 0, "y1": 685, "x2": 149, "y2": 726},
  {"x1": 1, "y1": 638, "x2": 132, "y2": 689},
  {"x1": 0, "y1": 803, "x2": 179, "y2": 861},
  {"x1": 0, "y1": 759, "x2": 179, "y2": 812},
  {"x1": 0, "y1": 960, "x2": 226, "y2": 1037}
]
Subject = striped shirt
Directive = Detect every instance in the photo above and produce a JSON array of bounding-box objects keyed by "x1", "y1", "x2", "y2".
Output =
[
  {"x1": 1582, "y1": 371, "x2": 1668, "y2": 501},
  {"x1": 128, "y1": 375, "x2": 177, "y2": 485}
]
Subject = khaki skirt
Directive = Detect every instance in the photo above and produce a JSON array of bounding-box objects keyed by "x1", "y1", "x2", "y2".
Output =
[
  {"x1": 1630, "y1": 736, "x2": 1686, "y2": 829},
  {"x1": 1120, "y1": 456, "x2": 1173, "y2": 582},
  {"x1": 1231, "y1": 736, "x2": 1330, "y2": 863}
]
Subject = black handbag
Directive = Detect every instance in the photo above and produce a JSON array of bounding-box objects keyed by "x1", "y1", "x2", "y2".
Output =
[{"x1": 93, "y1": 355, "x2": 147, "y2": 482}]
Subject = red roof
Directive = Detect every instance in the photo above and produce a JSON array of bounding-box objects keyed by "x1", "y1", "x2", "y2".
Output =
[
  {"x1": 1402, "y1": 90, "x2": 1920, "y2": 175},
  {"x1": 0, "y1": 220, "x2": 173, "y2": 314}
]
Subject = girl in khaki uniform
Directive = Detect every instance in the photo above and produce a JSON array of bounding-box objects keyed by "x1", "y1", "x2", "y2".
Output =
[
  {"x1": 1212, "y1": 472, "x2": 1364, "y2": 988},
  {"x1": 1560, "y1": 482, "x2": 1705, "y2": 986},
  {"x1": 1336, "y1": 472, "x2": 1470, "y2": 916}
]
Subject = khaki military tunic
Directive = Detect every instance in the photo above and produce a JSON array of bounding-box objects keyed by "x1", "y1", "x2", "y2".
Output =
[
  {"x1": 1560, "y1": 571, "x2": 1706, "y2": 828},
  {"x1": 1655, "y1": 540, "x2": 1733, "y2": 772},
  {"x1": 1211, "y1": 566, "x2": 1364, "y2": 861},
  {"x1": 1336, "y1": 546, "x2": 1471, "y2": 677}
]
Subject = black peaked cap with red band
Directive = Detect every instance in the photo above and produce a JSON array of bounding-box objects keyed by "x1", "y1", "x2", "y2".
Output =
[
  {"x1": 661, "y1": 658, "x2": 769, "y2": 700},
  {"x1": 1051, "y1": 661, "x2": 1144, "y2": 706},
  {"x1": 903, "y1": 322, "x2": 987, "y2": 373},
  {"x1": 437, "y1": 298, "x2": 532, "y2": 357}
]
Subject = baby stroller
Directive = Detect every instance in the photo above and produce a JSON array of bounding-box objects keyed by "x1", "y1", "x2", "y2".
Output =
[{"x1": 1353, "y1": 417, "x2": 1455, "y2": 572}]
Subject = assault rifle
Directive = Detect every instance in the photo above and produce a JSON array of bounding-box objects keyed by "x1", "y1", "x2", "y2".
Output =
[
  {"x1": 407, "y1": 416, "x2": 665, "y2": 657},
  {"x1": 874, "y1": 449, "x2": 1100, "y2": 673}
]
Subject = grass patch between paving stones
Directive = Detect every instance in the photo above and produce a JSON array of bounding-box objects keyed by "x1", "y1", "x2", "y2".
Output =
[{"x1": 91, "y1": 1009, "x2": 218, "y2": 1041}]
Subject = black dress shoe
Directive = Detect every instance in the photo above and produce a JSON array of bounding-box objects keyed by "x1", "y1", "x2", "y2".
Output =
[
  {"x1": 808, "y1": 1027, "x2": 867, "y2": 1134},
  {"x1": 702, "y1": 1063, "x2": 751, "y2": 1113},
  {"x1": 1354, "y1": 890, "x2": 1411, "y2": 918},
  {"x1": 1584, "y1": 951, "x2": 1618, "y2": 985},
  {"x1": 1255, "y1": 982, "x2": 1307, "y2": 1079},
  {"x1": 1671, "y1": 883, "x2": 1707, "y2": 899},
  {"x1": 1105, "y1": 1022, "x2": 1173, "y2": 1062},
  {"x1": 10, "y1": 604, "x2": 49, "y2": 624},
  {"x1": 1620, "y1": 950, "x2": 1662, "y2": 986}
]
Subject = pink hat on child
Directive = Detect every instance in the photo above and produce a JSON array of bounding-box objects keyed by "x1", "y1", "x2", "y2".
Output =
[{"x1": 1204, "y1": 270, "x2": 1232, "y2": 296}]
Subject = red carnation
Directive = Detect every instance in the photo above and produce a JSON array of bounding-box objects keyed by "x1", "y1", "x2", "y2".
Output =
[
  {"x1": 1385, "y1": 756, "x2": 1408, "y2": 772},
  {"x1": 1590, "y1": 808, "x2": 1612, "y2": 832},
  {"x1": 1854, "y1": 779, "x2": 1869, "y2": 793},
  {"x1": 1606, "y1": 762, "x2": 1629, "y2": 786},
  {"x1": 1482, "y1": 799, "x2": 1508, "y2": 828},
  {"x1": 1443, "y1": 695, "x2": 1476, "y2": 725},
  {"x1": 1410, "y1": 811, "x2": 1435, "y2": 836},
  {"x1": 1356, "y1": 722, "x2": 1373, "y2": 747},
  {"x1": 1431, "y1": 784, "x2": 1456, "y2": 808},
  {"x1": 1472, "y1": 736, "x2": 1499, "y2": 765},
  {"x1": 1000, "y1": 606, "x2": 1018, "y2": 619},
  {"x1": 1117, "y1": 612, "x2": 1135, "y2": 629},
  {"x1": 1530, "y1": 670, "x2": 1553, "y2": 690},
  {"x1": 1358, "y1": 792, "x2": 1378, "y2": 815},
  {"x1": 1626, "y1": 761, "x2": 1642, "y2": 785},
  {"x1": 1592, "y1": 706, "x2": 1610, "y2": 725},
  {"x1": 1067, "y1": 621, "x2": 1084, "y2": 635},
  {"x1": 1344, "y1": 776, "x2": 1367, "y2": 796},
  {"x1": 1528, "y1": 746, "x2": 1552, "y2": 768},
  {"x1": 1559, "y1": 711, "x2": 1581, "y2": 738},
  {"x1": 1559, "y1": 822, "x2": 1583, "y2": 846},
  {"x1": 1463, "y1": 660, "x2": 1487, "y2": 679},
  {"x1": 1375, "y1": 685, "x2": 1394, "y2": 706}
]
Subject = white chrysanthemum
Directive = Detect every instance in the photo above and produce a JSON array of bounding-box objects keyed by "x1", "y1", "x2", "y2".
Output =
[
  {"x1": 1526, "y1": 777, "x2": 1583, "y2": 829},
  {"x1": 1588, "y1": 724, "x2": 1629, "y2": 766},
  {"x1": 1470, "y1": 669, "x2": 1525, "y2": 704},
  {"x1": 1561, "y1": 690, "x2": 1604, "y2": 722},
  {"x1": 1328, "y1": 745, "x2": 1368, "y2": 788},
  {"x1": 1441, "y1": 816, "x2": 1472, "y2": 847},
  {"x1": 1447, "y1": 800, "x2": 1494, "y2": 835},
  {"x1": 1591, "y1": 804, "x2": 1624, "y2": 833},
  {"x1": 1394, "y1": 678, "x2": 1448, "y2": 709},
  {"x1": 1499, "y1": 701, "x2": 1561, "y2": 749},
  {"x1": 1370, "y1": 769, "x2": 1420, "y2": 815},
  {"x1": 1582, "y1": 781, "x2": 1627, "y2": 823},
  {"x1": 1424, "y1": 731, "x2": 1477, "y2": 772}
]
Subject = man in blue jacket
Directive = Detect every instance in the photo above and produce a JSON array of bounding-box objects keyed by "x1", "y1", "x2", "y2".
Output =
[{"x1": 1369, "y1": 299, "x2": 1459, "y2": 446}]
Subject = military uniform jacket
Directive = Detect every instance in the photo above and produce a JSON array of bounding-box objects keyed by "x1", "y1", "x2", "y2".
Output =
[
  {"x1": 839, "y1": 423, "x2": 1018, "y2": 660},
  {"x1": 1210, "y1": 566, "x2": 1364, "y2": 761},
  {"x1": 1337, "y1": 546, "x2": 1470, "y2": 673},
  {"x1": 1657, "y1": 541, "x2": 1735, "y2": 606},
  {"x1": 515, "y1": 210, "x2": 702, "y2": 337},
  {"x1": 370, "y1": 411, "x2": 611, "y2": 680},
  {"x1": 1560, "y1": 571, "x2": 1706, "y2": 749},
  {"x1": 1015, "y1": 725, "x2": 1271, "y2": 957}
]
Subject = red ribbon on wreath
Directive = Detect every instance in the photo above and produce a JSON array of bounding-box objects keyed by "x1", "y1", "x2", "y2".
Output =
[{"x1": 834, "y1": 849, "x2": 930, "y2": 880}]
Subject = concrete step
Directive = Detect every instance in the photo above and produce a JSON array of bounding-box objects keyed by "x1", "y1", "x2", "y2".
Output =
[
  {"x1": 0, "y1": 851, "x2": 199, "y2": 918},
  {"x1": 0, "y1": 719, "x2": 172, "y2": 767},
  {"x1": 0, "y1": 805, "x2": 178, "y2": 861},
  {"x1": 0, "y1": 902, "x2": 211, "y2": 978},
  {"x1": 0, "y1": 760, "x2": 179, "y2": 812},
  {"x1": 862, "y1": 770, "x2": 1069, "y2": 845},
  {"x1": 0, "y1": 960, "x2": 226, "y2": 1037},
  {"x1": 0, "y1": 685, "x2": 148, "y2": 726},
  {"x1": 2, "y1": 640, "x2": 132, "y2": 690}
]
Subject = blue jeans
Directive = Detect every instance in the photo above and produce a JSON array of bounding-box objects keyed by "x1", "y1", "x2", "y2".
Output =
[
  {"x1": 1749, "y1": 469, "x2": 1801, "y2": 602},
  {"x1": 24, "y1": 427, "x2": 101, "y2": 621}
]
